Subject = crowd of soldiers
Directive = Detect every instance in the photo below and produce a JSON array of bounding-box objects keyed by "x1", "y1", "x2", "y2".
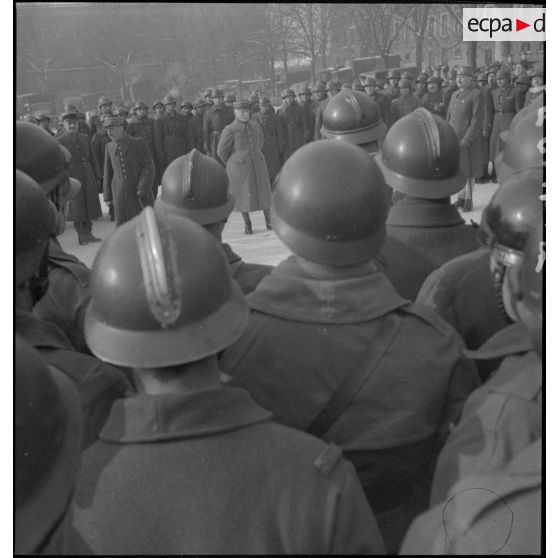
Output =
[{"x1": 15, "y1": 53, "x2": 544, "y2": 554}]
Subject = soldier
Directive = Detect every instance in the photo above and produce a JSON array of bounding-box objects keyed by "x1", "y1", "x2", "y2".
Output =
[
  {"x1": 57, "y1": 110, "x2": 103, "y2": 244},
  {"x1": 474, "y1": 72, "x2": 494, "y2": 183},
  {"x1": 313, "y1": 79, "x2": 327, "y2": 103},
  {"x1": 446, "y1": 65, "x2": 484, "y2": 212},
  {"x1": 252, "y1": 96, "x2": 285, "y2": 183},
  {"x1": 179, "y1": 99, "x2": 193, "y2": 118},
  {"x1": 15, "y1": 334, "x2": 82, "y2": 555},
  {"x1": 374, "y1": 108, "x2": 479, "y2": 300},
  {"x1": 152, "y1": 99, "x2": 165, "y2": 119},
  {"x1": 352, "y1": 78, "x2": 365, "y2": 93},
  {"x1": 312, "y1": 81, "x2": 330, "y2": 140},
  {"x1": 248, "y1": 92, "x2": 260, "y2": 116},
  {"x1": 203, "y1": 87, "x2": 214, "y2": 107},
  {"x1": 37, "y1": 113, "x2": 54, "y2": 135},
  {"x1": 203, "y1": 88, "x2": 229, "y2": 165},
  {"x1": 65, "y1": 206, "x2": 385, "y2": 555},
  {"x1": 525, "y1": 65, "x2": 545, "y2": 107},
  {"x1": 513, "y1": 72, "x2": 532, "y2": 111},
  {"x1": 442, "y1": 68, "x2": 458, "y2": 112},
  {"x1": 89, "y1": 95, "x2": 114, "y2": 137},
  {"x1": 156, "y1": 150, "x2": 273, "y2": 293},
  {"x1": 489, "y1": 68, "x2": 517, "y2": 180},
  {"x1": 190, "y1": 97, "x2": 206, "y2": 152},
  {"x1": 414, "y1": 73, "x2": 428, "y2": 98},
  {"x1": 390, "y1": 78, "x2": 420, "y2": 122},
  {"x1": 278, "y1": 88, "x2": 305, "y2": 162},
  {"x1": 217, "y1": 100, "x2": 272, "y2": 234},
  {"x1": 321, "y1": 88, "x2": 387, "y2": 154},
  {"x1": 420, "y1": 75, "x2": 446, "y2": 118},
  {"x1": 154, "y1": 93, "x2": 192, "y2": 173},
  {"x1": 401, "y1": 169, "x2": 542, "y2": 555},
  {"x1": 64, "y1": 104, "x2": 91, "y2": 136},
  {"x1": 363, "y1": 76, "x2": 392, "y2": 126},
  {"x1": 224, "y1": 91, "x2": 236, "y2": 112},
  {"x1": 221, "y1": 140, "x2": 480, "y2": 553},
  {"x1": 127, "y1": 100, "x2": 159, "y2": 198},
  {"x1": 385, "y1": 68, "x2": 401, "y2": 100},
  {"x1": 90, "y1": 114, "x2": 114, "y2": 221},
  {"x1": 297, "y1": 85, "x2": 315, "y2": 144},
  {"x1": 116, "y1": 105, "x2": 130, "y2": 130},
  {"x1": 15, "y1": 170, "x2": 132, "y2": 448},
  {"x1": 102, "y1": 115, "x2": 155, "y2": 227}
]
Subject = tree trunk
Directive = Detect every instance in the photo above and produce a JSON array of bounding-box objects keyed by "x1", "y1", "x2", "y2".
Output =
[
  {"x1": 415, "y1": 35, "x2": 424, "y2": 72},
  {"x1": 379, "y1": 51, "x2": 390, "y2": 69}
]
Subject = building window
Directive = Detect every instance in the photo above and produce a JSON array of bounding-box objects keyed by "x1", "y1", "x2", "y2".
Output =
[
  {"x1": 441, "y1": 13, "x2": 449, "y2": 36},
  {"x1": 428, "y1": 16, "x2": 435, "y2": 37},
  {"x1": 454, "y1": 47, "x2": 462, "y2": 59}
]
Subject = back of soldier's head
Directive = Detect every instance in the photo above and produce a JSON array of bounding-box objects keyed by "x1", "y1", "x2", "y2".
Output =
[
  {"x1": 156, "y1": 149, "x2": 234, "y2": 228},
  {"x1": 272, "y1": 141, "x2": 389, "y2": 267},
  {"x1": 15, "y1": 334, "x2": 82, "y2": 554},
  {"x1": 84, "y1": 207, "x2": 247, "y2": 369}
]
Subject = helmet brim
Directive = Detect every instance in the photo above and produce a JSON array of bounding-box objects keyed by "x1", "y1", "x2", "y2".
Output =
[
  {"x1": 321, "y1": 120, "x2": 387, "y2": 144},
  {"x1": 84, "y1": 281, "x2": 248, "y2": 368},
  {"x1": 155, "y1": 195, "x2": 234, "y2": 225},
  {"x1": 15, "y1": 367, "x2": 82, "y2": 555},
  {"x1": 271, "y1": 208, "x2": 385, "y2": 267},
  {"x1": 374, "y1": 153, "x2": 465, "y2": 198}
]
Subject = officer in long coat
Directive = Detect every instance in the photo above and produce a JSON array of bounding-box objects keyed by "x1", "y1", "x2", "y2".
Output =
[
  {"x1": 384, "y1": 68, "x2": 401, "y2": 100},
  {"x1": 489, "y1": 68, "x2": 517, "y2": 169},
  {"x1": 127, "y1": 100, "x2": 159, "y2": 198},
  {"x1": 390, "y1": 79, "x2": 421, "y2": 122},
  {"x1": 57, "y1": 111, "x2": 103, "y2": 245},
  {"x1": 364, "y1": 77, "x2": 392, "y2": 127},
  {"x1": 217, "y1": 100, "x2": 272, "y2": 234},
  {"x1": 442, "y1": 68, "x2": 458, "y2": 112},
  {"x1": 103, "y1": 116, "x2": 155, "y2": 226},
  {"x1": 278, "y1": 89, "x2": 306, "y2": 162},
  {"x1": 64, "y1": 207, "x2": 385, "y2": 555},
  {"x1": 446, "y1": 65, "x2": 484, "y2": 212},
  {"x1": 375, "y1": 109, "x2": 479, "y2": 300},
  {"x1": 313, "y1": 79, "x2": 340, "y2": 140},
  {"x1": 252, "y1": 96, "x2": 284, "y2": 183},
  {"x1": 474, "y1": 72, "x2": 494, "y2": 183},
  {"x1": 221, "y1": 141, "x2": 480, "y2": 553},
  {"x1": 190, "y1": 98, "x2": 205, "y2": 153},
  {"x1": 420, "y1": 76, "x2": 446, "y2": 118},
  {"x1": 154, "y1": 94, "x2": 192, "y2": 173},
  {"x1": 297, "y1": 85, "x2": 315, "y2": 144},
  {"x1": 203, "y1": 88, "x2": 229, "y2": 165}
]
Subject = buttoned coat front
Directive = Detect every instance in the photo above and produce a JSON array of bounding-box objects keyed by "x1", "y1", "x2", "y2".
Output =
[
  {"x1": 446, "y1": 85, "x2": 485, "y2": 178},
  {"x1": 103, "y1": 134, "x2": 155, "y2": 226},
  {"x1": 252, "y1": 108, "x2": 285, "y2": 182},
  {"x1": 57, "y1": 132, "x2": 103, "y2": 222},
  {"x1": 217, "y1": 119, "x2": 272, "y2": 213},
  {"x1": 489, "y1": 85, "x2": 517, "y2": 160}
]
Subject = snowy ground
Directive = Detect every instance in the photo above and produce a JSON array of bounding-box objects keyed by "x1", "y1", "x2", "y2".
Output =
[{"x1": 58, "y1": 181, "x2": 500, "y2": 269}]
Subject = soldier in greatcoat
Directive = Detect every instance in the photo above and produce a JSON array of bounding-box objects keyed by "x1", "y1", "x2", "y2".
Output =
[
  {"x1": 89, "y1": 95, "x2": 114, "y2": 137},
  {"x1": 127, "y1": 100, "x2": 159, "y2": 198},
  {"x1": 103, "y1": 116, "x2": 155, "y2": 227},
  {"x1": 278, "y1": 88, "x2": 306, "y2": 162},
  {"x1": 414, "y1": 73, "x2": 428, "y2": 98},
  {"x1": 384, "y1": 68, "x2": 401, "y2": 100},
  {"x1": 297, "y1": 85, "x2": 315, "y2": 144},
  {"x1": 420, "y1": 76, "x2": 446, "y2": 118},
  {"x1": 91, "y1": 114, "x2": 114, "y2": 220},
  {"x1": 252, "y1": 96, "x2": 285, "y2": 184},
  {"x1": 154, "y1": 94, "x2": 192, "y2": 173},
  {"x1": 442, "y1": 68, "x2": 458, "y2": 113},
  {"x1": 203, "y1": 88, "x2": 229, "y2": 165},
  {"x1": 217, "y1": 100, "x2": 272, "y2": 234},
  {"x1": 363, "y1": 77, "x2": 392, "y2": 127},
  {"x1": 390, "y1": 79, "x2": 420, "y2": 122},
  {"x1": 446, "y1": 65, "x2": 484, "y2": 212},
  {"x1": 475, "y1": 72, "x2": 494, "y2": 183},
  {"x1": 57, "y1": 111, "x2": 103, "y2": 245},
  {"x1": 489, "y1": 68, "x2": 517, "y2": 175},
  {"x1": 513, "y1": 72, "x2": 531, "y2": 111},
  {"x1": 190, "y1": 98, "x2": 205, "y2": 153},
  {"x1": 152, "y1": 100, "x2": 165, "y2": 120},
  {"x1": 313, "y1": 79, "x2": 341, "y2": 140}
]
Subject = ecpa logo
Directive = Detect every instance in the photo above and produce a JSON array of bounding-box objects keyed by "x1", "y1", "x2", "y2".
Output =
[{"x1": 463, "y1": 7, "x2": 545, "y2": 42}]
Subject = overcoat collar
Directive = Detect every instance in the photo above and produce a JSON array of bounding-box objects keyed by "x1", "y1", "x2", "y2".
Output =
[
  {"x1": 247, "y1": 255, "x2": 409, "y2": 323},
  {"x1": 387, "y1": 198, "x2": 465, "y2": 228},
  {"x1": 100, "y1": 386, "x2": 272, "y2": 443}
]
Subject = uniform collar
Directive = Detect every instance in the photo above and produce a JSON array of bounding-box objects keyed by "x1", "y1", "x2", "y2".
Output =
[
  {"x1": 247, "y1": 255, "x2": 409, "y2": 323},
  {"x1": 15, "y1": 309, "x2": 75, "y2": 351},
  {"x1": 387, "y1": 198, "x2": 465, "y2": 227},
  {"x1": 465, "y1": 321, "x2": 533, "y2": 360},
  {"x1": 100, "y1": 386, "x2": 272, "y2": 443}
]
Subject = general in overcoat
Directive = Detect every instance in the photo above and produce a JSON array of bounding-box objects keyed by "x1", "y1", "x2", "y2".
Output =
[
  {"x1": 221, "y1": 256, "x2": 480, "y2": 552},
  {"x1": 489, "y1": 84, "x2": 517, "y2": 161},
  {"x1": 446, "y1": 85, "x2": 484, "y2": 178},
  {"x1": 252, "y1": 106, "x2": 285, "y2": 183},
  {"x1": 103, "y1": 134, "x2": 155, "y2": 226},
  {"x1": 57, "y1": 132, "x2": 103, "y2": 222},
  {"x1": 217, "y1": 119, "x2": 272, "y2": 213},
  {"x1": 154, "y1": 111, "x2": 191, "y2": 170}
]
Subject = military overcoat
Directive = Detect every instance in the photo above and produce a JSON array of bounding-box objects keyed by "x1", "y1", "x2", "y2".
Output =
[
  {"x1": 278, "y1": 102, "x2": 306, "y2": 162},
  {"x1": 154, "y1": 111, "x2": 192, "y2": 169},
  {"x1": 252, "y1": 108, "x2": 285, "y2": 182},
  {"x1": 217, "y1": 119, "x2": 272, "y2": 213},
  {"x1": 489, "y1": 85, "x2": 517, "y2": 160}
]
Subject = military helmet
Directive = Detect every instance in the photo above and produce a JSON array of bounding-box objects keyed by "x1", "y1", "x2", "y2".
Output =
[
  {"x1": 85, "y1": 207, "x2": 248, "y2": 368},
  {"x1": 398, "y1": 78, "x2": 412, "y2": 90},
  {"x1": 495, "y1": 105, "x2": 544, "y2": 182},
  {"x1": 496, "y1": 68, "x2": 511, "y2": 80},
  {"x1": 224, "y1": 92, "x2": 236, "y2": 103},
  {"x1": 134, "y1": 100, "x2": 148, "y2": 111},
  {"x1": 15, "y1": 170, "x2": 55, "y2": 286},
  {"x1": 374, "y1": 108, "x2": 464, "y2": 198},
  {"x1": 313, "y1": 80, "x2": 327, "y2": 92},
  {"x1": 152, "y1": 99, "x2": 164, "y2": 109},
  {"x1": 321, "y1": 88, "x2": 387, "y2": 146},
  {"x1": 97, "y1": 95, "x2": 113, "y2": 109},
  {"x1": 476, "y1": 72, "x2": 488, "y2": 83},
  {"x1": 326, "y1": 79, "x2": 342, "y2": 92},
  {"x1": 271, "y1": 141, "x2": 389, "y2": 267},
  {"x1": 297, "y1": 85, "x2": 312, "y2": 96},
  {"x1": 364, "y1": 76, "x2": 377, "y2": 87},
  {"x1": 180, "y1": 100, "x2": 193, "y2": 109},
  {"x1": 16, "y1": 122, "x2": 67, "y2": 195},
  {"x1": 401, "y1": 71, "x2": 414, "y2": 80},
  {"x1": 156, "y1": 149, "x2": 234, "y2": 225},
  {"x1": 163, "y1": 93, "x2": 177, "y2": 105},
  {"x1": 260, "y1": 96, "x2": 271, "y2": 106},
  {"x1": 388, "y1": 68, "x2": 402, "y2": 79},
  {"x1": 427, "y1": 75, "x2": 442, "y2": 85},
  {"x1": 248, "y1": 93, "x2": 259, "y2": 103},
  {"x1": 211, "y1": 88, "x2": 224, "y2": 98},
  {"x1": 281, "y1": 88, "x2": 295, "y2": 99},
  {"x1": 352, "y1": 79, "x2": 365, "y2": 92},
  {"x1": 15, "y1": 334, "x2": 82, "y2": 555},
  {"x1": 416, "y1": 73, "x2": 428, "y2": 83},
  {"x1": 193, "y1": 97, "x2": 206, "y2": 109}
]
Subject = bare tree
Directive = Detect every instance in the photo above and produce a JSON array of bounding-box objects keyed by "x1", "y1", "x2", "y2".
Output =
[{"x1": 444, "y1": 4, "x2": 477, "y2": 70}]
